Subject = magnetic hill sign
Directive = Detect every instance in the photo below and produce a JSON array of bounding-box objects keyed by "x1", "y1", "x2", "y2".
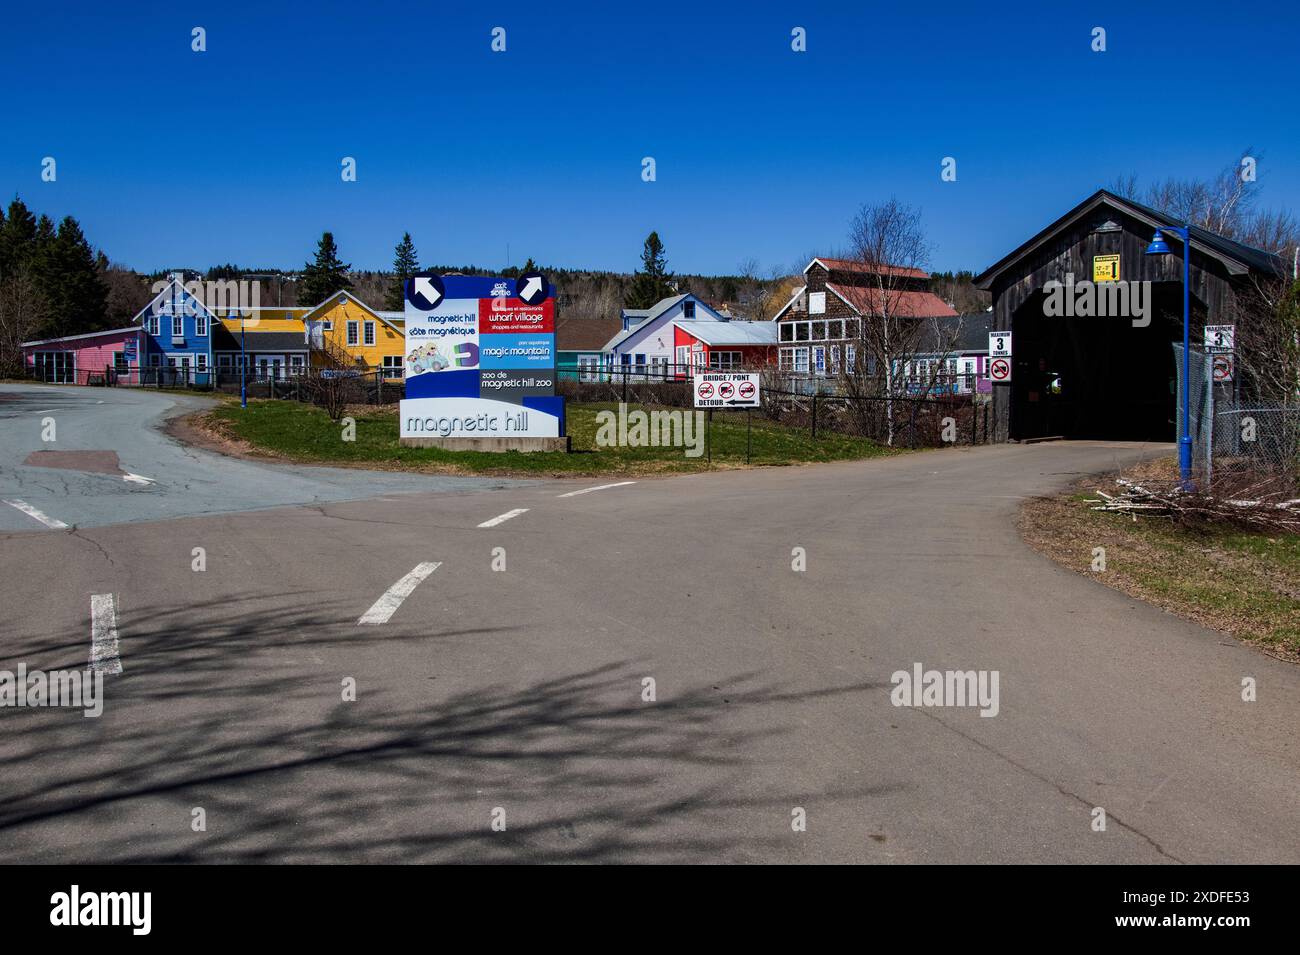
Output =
[{"x1": 400, "y1": 271, "x2": 565, "y2": 441}]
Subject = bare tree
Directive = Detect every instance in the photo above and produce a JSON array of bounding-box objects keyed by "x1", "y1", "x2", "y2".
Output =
[
  {"x1": 843, "y1": 199, "x2": 934, "y2": 445},
  {"x1": 0, "y1": 266, "x2": 48, "y2": 375}
]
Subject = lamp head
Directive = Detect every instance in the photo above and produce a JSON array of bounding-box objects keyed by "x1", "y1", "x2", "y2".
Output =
[{"x1": 1145, "y1": 229, "x2": 1171, "y2": 255}]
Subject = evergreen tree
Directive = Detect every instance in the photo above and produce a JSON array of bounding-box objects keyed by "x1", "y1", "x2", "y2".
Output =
[
  {"x1": 0, "y1": 199, "x2": 38, "y2": 278},
  {"x1": 299, "y1": 232, "x2": 352, "y2": 306},
  {"x1": 37, "y1": 216, "x2": 108, "y2": 337},
  {"x1": 624, "y1": 232, "x2": 675, "y2": 309},
  {"x1": 384, "y1": 232, "x2": 419, "y2": 311}
]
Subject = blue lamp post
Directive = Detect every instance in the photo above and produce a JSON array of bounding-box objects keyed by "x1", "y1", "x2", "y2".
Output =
[
  {"x1": 239, "y1": 309, "x2": 248, "y2": 409},
  {"x1": 1144, "y1": 225, "x2": 1193, "y2": 487}
]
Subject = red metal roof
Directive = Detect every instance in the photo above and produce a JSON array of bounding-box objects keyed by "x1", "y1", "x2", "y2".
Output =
[
  {"x1": 808, "y1": 257, "x2": 929, "y2": 280},
  {"x1": 827, "y1": 283, "x2": 958, "y2": 318}
]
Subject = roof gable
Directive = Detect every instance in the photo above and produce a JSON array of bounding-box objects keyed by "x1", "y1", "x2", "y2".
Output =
[
  {"x1": 974, "y1": 189, "x2": 1283, "y2": 289},
  {"x1": 300, "y1": 290, "x2": 403, "y2": 334},
  {"x1": 131, "y1": 277, "x2": 219, "y2": 325}
]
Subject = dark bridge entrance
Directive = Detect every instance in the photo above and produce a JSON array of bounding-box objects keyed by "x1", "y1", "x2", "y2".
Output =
[{"x1": 1008, "y1": 283, "x2": 1194, "y2": 441}]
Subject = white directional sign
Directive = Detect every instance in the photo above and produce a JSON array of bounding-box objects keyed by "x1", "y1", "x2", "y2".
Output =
[
  {"x1": 1204, "y1": 325, "x2": 1235, "y2": 354},
  {"x1": 989, "y1": 331, "x2": 1012, "y2": 358},
  {"x1": 694, "y1": 372, "x2": 760, "y2": 408}
]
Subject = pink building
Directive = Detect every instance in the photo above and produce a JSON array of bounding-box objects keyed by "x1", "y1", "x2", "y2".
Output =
[{"x1": 22, "y1": 327, "x2": 144, "y2": 385}]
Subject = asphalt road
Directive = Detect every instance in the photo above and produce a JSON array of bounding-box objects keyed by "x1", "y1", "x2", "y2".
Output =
[
  {"x1": 1, "y1": 384, "x2": 1296, "y2": 863},
  {"x1": 0, "y1": 384, "x2": 531, "y2": 531}
]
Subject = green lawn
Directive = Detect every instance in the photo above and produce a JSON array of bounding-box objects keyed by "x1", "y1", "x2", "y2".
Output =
[
  {"x1": 1021, "y1": 470, "x2": 1300, "y2": 658},
  {"x1": 204, "y1": 398, "x2": 893, "y2": 476}
]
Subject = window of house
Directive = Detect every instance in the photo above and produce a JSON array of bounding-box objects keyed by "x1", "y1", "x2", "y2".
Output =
[
  {"x1": 578, "y1": 357, "x2": 598, "y2": 382},
  {"x1": 347, "y1": 321, "x2": 359, "y2": 346},
  {"x1": 35, "y1": 351, "x2": 76, "y2": 384},
  {"x1": 290, "y1": 355, "x2": 306, "y2": 374},
  {"x1": 793, "y1": 347, "x2": 810, "y2": 374},
  {"x1": 322, "y1": 319, "x2": 333, "y2": 331},
  {"x1": 808, "y1": 291, "x2": 826, "y2": 315},
  {"x1": 844, "y1": 319, "x2": 859, "y2": 339},
  {"x1": 218, "y1": 354, "x2": 233, "y2": 368},
  {"x1": 144, "y1": 314, "x2": 159, "y2": 336},
  {"x1": 846, "y1": 344, "x2": 857, "y2": 373},
  {"x1": 620, "y1": 354, "x2": 632, "y2": 367},
  {"x1": 195, "y1": 313, "x2": 208, "y2": 336},
  {"x1": 675, "y1": 345, "x2": 689, "y2": 371},
  {"x1": 364, "y1": 321, "x2": 376, "y2": 346},
  {"x1": 828, "y1": 320, "x2": 843, "y2": 339},
  {"x1": 779, "y1": 348, "x2": 793, "y2": 371},
  {"x1": 811, "y1": 321, "x2": 827, "y2": 341},
  {"x1": 633, "y1": 353, "x2": 646, "y2": 373},
  {"x1": 382, "y1": 355, "x2": 402, "y2": 378},
  {"x1": 830, "y1": 345, "x2": 840, "y2": 373},
  {"x1": 149, "y1": 353, "x2": 162, "y2": 366},
  {"x1": 113, "y1": 351, "x2": 128, "y2": 374},
  {"x1": 814, "y1": 346, "x2": 826, "y2": 375},
  {"x1": 709, "y1": 351, "x2": 741, "y2": 370},
  {"x1": 683, "y1": 301, "x2": 696, "y2": 319},
  {"x1": 196, "y1": 354, "x2": 208, "y2": 372},
  {"x1": 795, "y1": 322, "x2": 809, "y2": 342},
  {"x1": 779, "y1": 323, "x2": 794, "y2": 342},
  {"x1": 172, "y1": 315, "x2": 184, "y2": 337}
]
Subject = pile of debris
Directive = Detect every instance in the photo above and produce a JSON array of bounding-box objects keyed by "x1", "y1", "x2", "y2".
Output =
[{"x1": 1087, "y1": 478, "x2": 1300, "y2": 533}]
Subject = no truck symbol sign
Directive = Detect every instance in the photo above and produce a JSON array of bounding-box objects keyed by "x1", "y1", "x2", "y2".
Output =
[
  {"x1": 697, "y1": 381, "x2": 714, "y2": 400},
  {"x1": 738, "y1": 380, "x2": 756, "y2": 400},
  {"x1": 990, "y1": 357, "x2": 1012, "y2": 382},
  {"x1": 718, "y1": 381, "x2": 735, "y2": 400}
]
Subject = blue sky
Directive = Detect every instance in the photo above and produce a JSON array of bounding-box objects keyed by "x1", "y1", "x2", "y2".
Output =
[{"x1": 2, "y1": 0, "x2": 1296, "y2": 276}]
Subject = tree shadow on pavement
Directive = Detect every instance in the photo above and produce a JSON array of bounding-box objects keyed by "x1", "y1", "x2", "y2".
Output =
[{"x1": 0, "y1": 596, "x2": 892, "y2": 863}]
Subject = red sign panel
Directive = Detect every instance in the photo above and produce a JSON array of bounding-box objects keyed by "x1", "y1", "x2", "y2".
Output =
[{"x1": 479, "y1": 299, "x2": 554, "y2": 335}]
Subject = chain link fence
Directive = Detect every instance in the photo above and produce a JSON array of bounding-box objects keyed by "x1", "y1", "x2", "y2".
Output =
[{"x1": 1176, "y1": 343, "x2": 1300, "y2": 497}]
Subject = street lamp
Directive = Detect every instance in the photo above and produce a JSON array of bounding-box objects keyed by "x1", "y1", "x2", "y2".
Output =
[
  {"x1": 240, "y1": 309, "x2": 248, "y2": 409},
  {"x1": 1144, "y1": 225, "x2": 1193, "y2": 487}
]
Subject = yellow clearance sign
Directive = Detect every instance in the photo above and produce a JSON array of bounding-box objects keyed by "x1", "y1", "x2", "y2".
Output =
[{"x1": 1093, "y1": 254, "x2": 1120, "y2": 282}]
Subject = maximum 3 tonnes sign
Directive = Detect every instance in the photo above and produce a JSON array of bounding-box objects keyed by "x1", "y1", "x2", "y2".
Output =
[
  {"x1": 694, "y1": 372, "x2": 761, "y2": 408},
  {"x1": 988, "y1": 331, "x2": 1012, "y2": 383}
]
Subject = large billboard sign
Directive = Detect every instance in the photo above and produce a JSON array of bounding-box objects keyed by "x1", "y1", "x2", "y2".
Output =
[{"x1": 400, "y1": 272, "x2": 564, "y2": 440}]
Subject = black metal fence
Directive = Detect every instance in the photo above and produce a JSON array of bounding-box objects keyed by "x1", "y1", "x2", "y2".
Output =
[
  {"x1": 22, "y1": 363, "x2": 405, "y2": 406},
  {"x1": 557, "y1": 365, "x2": 991, "y2": 448}
]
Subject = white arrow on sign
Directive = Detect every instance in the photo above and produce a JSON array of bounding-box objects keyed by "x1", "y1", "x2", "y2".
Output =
[
  {"x1": 520, "y1": 276, "x2": 543, "y2": 303},
  {"x1": 414, "y1": 277, "x2": 443, "y2": 306}
]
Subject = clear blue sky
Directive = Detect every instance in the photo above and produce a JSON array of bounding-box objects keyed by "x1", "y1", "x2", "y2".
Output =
[{"x1": 2, "y1": 0, "x2": 1296, "y2": 276}]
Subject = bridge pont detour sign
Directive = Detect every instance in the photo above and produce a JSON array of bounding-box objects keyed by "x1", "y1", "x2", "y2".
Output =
[
  {"x1": 694, "y1": 372, "x2": 760, "y2": 408},
  {"x1": 399, "y1": 271, "x2": 568, "y2": 451}
]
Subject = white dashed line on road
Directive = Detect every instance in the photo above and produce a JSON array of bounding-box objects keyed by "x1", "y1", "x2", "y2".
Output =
[
  {"x1": 557, "y1": 481, "x2": 637, "y2": 498},
  {"x1": 476, "y1": 508, "x2": 529, "y2": 528},
  {"x1": 3, "y1": 499, "x2": 69, "y2": 529},
  {"x1": 357, "y1": 562, "x2": 442, "y2": 625},
  {"x1": 90, "y1": 593, "x2": 123, "y2": 673}
]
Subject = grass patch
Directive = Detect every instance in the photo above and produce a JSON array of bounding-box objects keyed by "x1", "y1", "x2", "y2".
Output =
[
  {"x1": 201, "y1": 398, "x2": 893, "y2": 476},
  {"x1": 1020, "y1": 457, "x2": 1300, "y2": 660}
]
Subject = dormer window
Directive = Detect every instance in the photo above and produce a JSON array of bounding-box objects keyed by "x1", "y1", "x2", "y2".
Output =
[{"x1": 683, "y1": 300, "x2": 696, "y2": 319}]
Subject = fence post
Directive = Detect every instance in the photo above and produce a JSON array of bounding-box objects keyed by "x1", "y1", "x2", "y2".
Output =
[
  {"x1": 811, "y1": 393, "x2": 818, "y2": 439},
  {"x1": 622, "y1": 369, "x2": 628, "y2": 405},
  {"x1": 970, "y1": 401, "x2": 976, "y2": 446}
]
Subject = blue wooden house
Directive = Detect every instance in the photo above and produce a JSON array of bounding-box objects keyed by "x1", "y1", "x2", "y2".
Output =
[{"x1": 131, "y1": 273, "x2": 218, "y2": 385}]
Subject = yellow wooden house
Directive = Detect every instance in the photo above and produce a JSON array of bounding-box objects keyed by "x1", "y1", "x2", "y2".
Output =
[{"x1": 300, "y1": 291, "x2": 406, "y2": 378}]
